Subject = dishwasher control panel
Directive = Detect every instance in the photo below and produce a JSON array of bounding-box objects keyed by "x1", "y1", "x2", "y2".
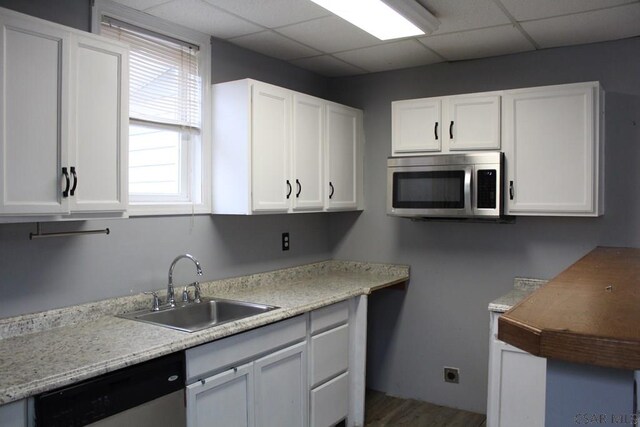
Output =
[{"x1": 34, "y1": 352, "x2": 185, "y2": 426}]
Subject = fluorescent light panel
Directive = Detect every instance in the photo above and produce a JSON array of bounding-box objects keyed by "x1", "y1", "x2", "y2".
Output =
[{"x1": 310, "y1": 0, "x2": 424, "y2": 40}]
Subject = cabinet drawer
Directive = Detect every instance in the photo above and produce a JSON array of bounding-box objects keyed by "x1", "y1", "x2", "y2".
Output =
[
  {"x1": 186, "y1": 315, "x2": 305, "y2": 383},
  {"x1": 311, "y1": 301, "x2": 348, "y2": 334},
  {"x1": 311, "y1": 324, "x2": 349, "y2": 387},
  {"x1": 311, "y1": 371, "x2": 349, "y2": 427}
]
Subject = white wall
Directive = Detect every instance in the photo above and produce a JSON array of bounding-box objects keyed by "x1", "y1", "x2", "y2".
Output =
[{"x1": 327, "y1": 37, "x2": 640, "y2": 413}]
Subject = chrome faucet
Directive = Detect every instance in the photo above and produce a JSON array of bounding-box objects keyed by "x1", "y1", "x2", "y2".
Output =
[{"x1": 167, "y1": 254, "x2": 203, "y2": 307}]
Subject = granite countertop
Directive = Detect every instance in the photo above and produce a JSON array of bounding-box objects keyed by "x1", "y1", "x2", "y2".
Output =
[
  {"x1": 0, "y1": 260, "x2": 409, "y2": 406},
  {"x1": 488, "y1": 277, "x2": 548, "y2": 313}
]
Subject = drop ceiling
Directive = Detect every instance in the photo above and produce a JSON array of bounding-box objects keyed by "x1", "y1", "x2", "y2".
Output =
[{"x1": 114, "y1": 0, "x2": 640, "y2": 77}]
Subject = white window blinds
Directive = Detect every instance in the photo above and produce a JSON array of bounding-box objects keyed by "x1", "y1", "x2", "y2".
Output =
[{"x1": 101, "y1": 17, "x2": 201, "y2": 129}]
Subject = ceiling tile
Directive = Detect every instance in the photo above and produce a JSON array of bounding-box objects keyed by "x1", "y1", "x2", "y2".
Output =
[
  {"x1": 290, "y1": 55, "x2": 366, "y2": 77},
  {"x1": 420, "y1": 0, "x2": 511, "y2": 35},
  {"x1": 333, "y1": 40, "x2": 443, "y2": 73},
  {"x1": 498, "y1": 0, "x2": 636, "y2": 21},
  {"x1": 111, "y1": 0, "x2": 173, "y2": 10},
  {"x1": 521, "y1": 3, "x2": 640, "y2": 48},
  {"x1": 276, "y1": 16, "x2": 381, "y2": 53},
  {"x1": 419, "y1": 25, "x2": 534, "y2": 61},
  {"x1": 202, "y1": 0, "x2": 331, "y2": 28},
  {"x1": 229, "y1": 31, "x2": 321, "y2": 60},
  {"x1": 146, "y1": 0, "x2": 263, "y2": 39}
]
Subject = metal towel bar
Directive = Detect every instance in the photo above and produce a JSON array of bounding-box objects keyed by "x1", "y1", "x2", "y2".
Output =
[{"x1": 29, "y1": 223, "x2": 110, "y2": 240}]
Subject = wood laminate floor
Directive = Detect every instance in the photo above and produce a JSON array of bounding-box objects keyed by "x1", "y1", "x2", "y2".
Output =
[{"x1": 365, "y1": 390, "x2": 487, "y2": 427}]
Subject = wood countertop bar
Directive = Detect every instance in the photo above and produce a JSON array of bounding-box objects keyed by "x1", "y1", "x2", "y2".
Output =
[{"x1": 498, "y1": 247, "x2": 640, "y2": 370}]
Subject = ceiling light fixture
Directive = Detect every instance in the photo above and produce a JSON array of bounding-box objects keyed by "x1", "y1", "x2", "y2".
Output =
[{"x1": 309, "y1": 0, "x2": 439, "y2": 41}]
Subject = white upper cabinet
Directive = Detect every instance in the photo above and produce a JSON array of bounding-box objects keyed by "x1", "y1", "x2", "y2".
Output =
[
  {"x1": 392, "y1": 98, "x2": 441, "y2": 154},
  {"x1": 391, "y1": 93, "x2": 500, "y2": 155},
  {"x1": 503, "y1": 82, "x2": 603, "y2": 216},
  {"x1": 212, "y1": 79, "x2": 363, "y2": 215},
  {"x1": 0, "y1": 12, "x2": 71, "y2": 215},
  {"x1": 448, "y1": 94, "x2": 500, "y2": 151},
  {"x1": 251, "y1": 83, "x2": 292, "y2": 213},
  {"x1": 0, "y1": 8, "x2": 128, "y2": 221},
  {"x1": 292, "y1": 94, "x2": 324, "y2": 211},
  {"x1": 325, "y1": 103, "x2": 363, "y2": 211},
  {"x1": 71, "y1": 34, "x2": 128, "y2": 213}
]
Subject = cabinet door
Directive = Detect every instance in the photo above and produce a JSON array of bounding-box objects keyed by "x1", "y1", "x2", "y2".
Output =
[
  {"x1": 254, "y1": 342, "x2": 307, "y2": 427},
  {"x1": 325, "y1": 104, "x2": 360, "y2": 210},
  {"x1": 447, "y1": 95, "x2": 500, "y2": 151},
  {"x1": 0, "y1": 14, "x2": 70, "y2": 215},
  {"x1": 0, "y1": 399, "x2": 27, "y2": 427},
  {"x1": 187, "y1": 363, "x2": 254, "y2": 427},
  {"x1": 292, "y1": 94, "x2": 324, "y2": 211},
  {"x1": 487, "y1": 313, "x2": 546, "y2": 427},
  {"x1": 392, "y1": 98, "x2": 441, "y2": 154},
  {"x1": 70, "y1": 35, "x2": 128, "y2": 212},
  {"x1": 251, "y1": 83, "x2": 291, "y2": 212},
  {"x1": 503, "y1": 83, "x2": 599, "y2": 215}
]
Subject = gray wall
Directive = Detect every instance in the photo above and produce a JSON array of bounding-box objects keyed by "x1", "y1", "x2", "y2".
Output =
[
  {"x1": 0, "y1": 0, "x2": 334, "y2": 318},
  {"x1": 327, "y1": 37, "x2": 640, "y2": 413},
  {"x1": 0, "y1": 0, "x2": 90, "y2": 31},
  {"x1": 211, "y1": 38, "x2": 328, "y2": 97}
]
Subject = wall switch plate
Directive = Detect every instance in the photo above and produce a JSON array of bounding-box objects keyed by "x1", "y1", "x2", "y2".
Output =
[
  {"x1": 444, "y1": 367, "x2": 459, "y2": 384},
  {"x1": 282, "y1": 232, "x2": 290, "y2": 251}
]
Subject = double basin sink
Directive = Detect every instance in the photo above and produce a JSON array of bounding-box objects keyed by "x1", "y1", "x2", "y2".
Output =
[{"x1": 120, "y1": 297, "x2": 278, "y2": 333}]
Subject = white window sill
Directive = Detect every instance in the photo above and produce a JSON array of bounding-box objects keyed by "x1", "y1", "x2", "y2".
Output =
[{"x1": 127, "y1": 202, "x2": 210, "y2": 217}]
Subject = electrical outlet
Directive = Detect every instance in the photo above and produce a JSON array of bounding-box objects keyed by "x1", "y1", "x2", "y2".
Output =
[
  {"x1": 444, "y1": 367, "x2": 459, "y2": 384},
  {"x1": 282, "y1": 232, "x2": 290, "y2": 251}
]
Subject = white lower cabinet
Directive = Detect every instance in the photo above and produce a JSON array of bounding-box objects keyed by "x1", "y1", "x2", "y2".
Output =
[
  {"x1": 309, "y1": 301, "x2": 350, "y2": 427},
  {"x1": 185, "y1": 300, "x2": 360, "y2": 427},
  {"x1": 185, "y1": 315, "x2": 306, "y2": 427},
  {"x1": 254, "y1": 342, "x2": 308, "y2": 427},
  {"x1": 487, "y1": 311, "x2": 546, "y2": 427},
  {"x1": 311, "y1": 372, "x2": 349, "y2": 427},
  {"x1": 187, "y1": 363, "x2": 254, "y2": 427},
  {"x1": 186, "y1": 342, "x2": 307, "y2": 427},
  {"x1": 0, "y1": 399, "x2": 28, "y2": 427}
]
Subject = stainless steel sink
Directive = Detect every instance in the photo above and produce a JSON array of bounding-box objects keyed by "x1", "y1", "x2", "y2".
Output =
[{"x1": 119, "y1": 297, "x2": 279, "y2": 333}]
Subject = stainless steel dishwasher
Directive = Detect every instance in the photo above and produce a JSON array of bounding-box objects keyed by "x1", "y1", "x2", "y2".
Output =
[{"x1": 34, "y1": 352, "x2": 186, "y2": 427}]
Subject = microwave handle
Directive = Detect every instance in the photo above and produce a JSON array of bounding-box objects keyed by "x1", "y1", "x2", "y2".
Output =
[{"x1": 465, "y1": 167, "x2": 472, "y2": 214}]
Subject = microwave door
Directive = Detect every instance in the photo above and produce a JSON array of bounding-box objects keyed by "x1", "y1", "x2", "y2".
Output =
[{"x1": 388, "y1": 166, "x2": 473, "y2": 217}]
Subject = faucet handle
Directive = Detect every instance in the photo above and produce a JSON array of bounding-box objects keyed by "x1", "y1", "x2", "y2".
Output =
[
  {"x1": 192, "y1": 281, "x2": 202, "y2": 303},
  {"x1": 143, "y1": 291, "x2": 161, "y2": 311},
  {"x1": 183, "y1": 282, "x2": 202, "y2": 304}
]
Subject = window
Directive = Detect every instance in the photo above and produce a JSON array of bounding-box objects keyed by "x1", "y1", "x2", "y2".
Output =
[{"x1": 93, "y1": 1, "x2": 210, "y2": 214}]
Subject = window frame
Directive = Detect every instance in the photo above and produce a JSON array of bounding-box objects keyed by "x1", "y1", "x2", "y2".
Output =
[{"x1": 92, "y1": 0, "x2": 211, "y2": 216}]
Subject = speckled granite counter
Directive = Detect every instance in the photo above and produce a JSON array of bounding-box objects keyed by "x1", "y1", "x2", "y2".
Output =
[
  {"x1": 488, "y1": 277, "x2": 547, "y2": 313},
  {"x1": 0, "y1": 260, "x2": 409, "y2": 405}
]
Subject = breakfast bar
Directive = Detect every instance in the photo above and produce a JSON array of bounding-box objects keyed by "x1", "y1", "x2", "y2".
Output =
[{"x1": 498, "y1": 247, "x2": 640, "y2": 425}]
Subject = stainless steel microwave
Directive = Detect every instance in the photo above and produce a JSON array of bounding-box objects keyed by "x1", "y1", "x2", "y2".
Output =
[{"x1": 387, "y1": 152, "x2": 504, "y2": 219}]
